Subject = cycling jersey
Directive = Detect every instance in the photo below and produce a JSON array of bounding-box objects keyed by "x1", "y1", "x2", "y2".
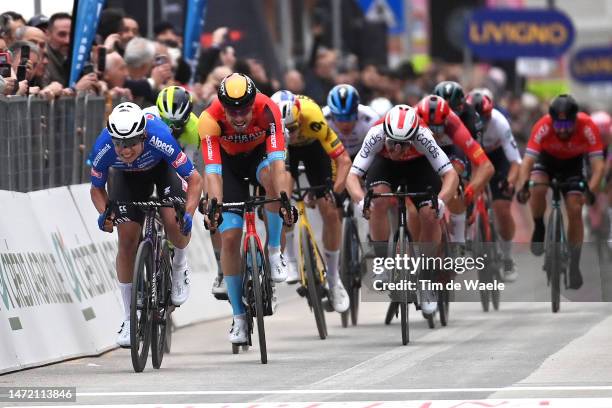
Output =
[
  {"x1": 322, "y1": 104, "x2": 380, "y2": 157},
  {"x1": 289, "y1": 94, "x2": 345, "y2": 159},
  {"x1": 198, "y1": 93, "x2": 285, "y2": 175},
  {"x1": 527, "y1": 112, "x2": 604, "y2": 160},
  {"x1": 481, "y1": 108, "x2": 522, "y2": 163},
  {"x1": 458, "y1": 104, "x2": 484, "y2": 142},
  {"x1": 142, "y1": 106, "x2": 200, "y2": 161},
  {"x1": 429, "y1": 110, "x2": 488, "y2": 166},
  {"x1": 350, "y1": 123, "x2": 453, "y2": 178},
  {"x1": 90, "y1": 115, "x2": 195, "y2": 188}
]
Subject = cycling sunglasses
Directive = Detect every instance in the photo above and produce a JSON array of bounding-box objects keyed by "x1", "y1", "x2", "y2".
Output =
[
  {"x1": 552, "y1": 119, "x2": 575, "y2": 131},
  {"x1": 111, "y1": 135, "x2": 144, "y2": 149},
  {"x1": 332, "y1": 113, "x2": 357, "y2": 123},
  {"x1": 226, "y1": 105, "x2": 254, "y2": 117},
  {"x1": 286, "y1": 122, "x2": 299, "y2": 133},
  {"x1": 384, "y1": 138, "x2": 411, "y2": 151}
]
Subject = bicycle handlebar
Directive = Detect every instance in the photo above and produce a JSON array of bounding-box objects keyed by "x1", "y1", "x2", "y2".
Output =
[{"x1": 363, "y1": 186, "x2": 438, "y2": 214}]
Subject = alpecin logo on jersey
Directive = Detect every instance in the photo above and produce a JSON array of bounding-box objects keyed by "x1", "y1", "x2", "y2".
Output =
[
  {"x1": 223, "y1": 130, "x2": 266, "y2": 144},
  {"x1": 173, "y1": 151, "x2": 187, "y2": 168},
  {"x1": 150, "y1": 135, "x2": 175, "y2": 156}
]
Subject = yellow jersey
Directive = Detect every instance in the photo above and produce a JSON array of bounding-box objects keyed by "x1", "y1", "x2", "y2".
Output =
[{"x1": 289, "y1": 95, "x2": 345, "y2": 159}]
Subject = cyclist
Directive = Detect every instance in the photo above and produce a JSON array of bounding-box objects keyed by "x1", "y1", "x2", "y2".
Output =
[
  {"x1": 90, "y1": 102, "x2": 202, "y2": 347},
  {"x1": 416, "y1": 95, "x2": 494, "y2": 246},
  {"x1": 516, "y1": 94, "x2": 605, "y2": 289},
  {"x1": 198, "y1": 73, "x2": 293, "y2": 344},
  {"x1": 466, "y1": 90, "x2": 522, "y2": 281},
  {"x1": 143, "y1": 86, "x2": 227, "y2": 299},
  {"x1": 345, "y1": 104, "x2": 459, "y2": 315},
  {"x1": 589, "y1": 111, "x2": 611, "y2": 248},
  {"x1": 323, "y1": 84, "x2": 380, "y2": 159},
  {"x1": 271, "y1": 90, "x2": 353, "y2": 313},
  {"x1": 433, "y1": 81, "x2": 484, "y2": 143}
]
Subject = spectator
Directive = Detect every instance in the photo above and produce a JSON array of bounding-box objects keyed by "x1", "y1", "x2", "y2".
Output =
[
  {"x1": 102, "y1": 51, "x2": 133, "y2": 100},
  {"x1": 14, "y1": 26, "x2": 47, "y2": 85},
  {"x1": 98, "y1": 8, "x2": 126, "y2": 55},
  {"x1": 154, "y1": 21, "x2": 181, "y2": 48},
  {"x1": 27, "y1": 14, "x2": 49, "y2": 33},
  {"x1": 9, "y1": 40, "x2": 40, "y2": 84},
  {"x1": 0, "y1": 12, "x2": 26, "y2": 47},
  {"x1": 45, "y1": 12, "x2": 71, "y2": 86},
  {"x1": 303, "y1": 47, "x2": 337, "y2": 105},
  {"x1": 195, "y1": 65, "x2": 232, "y2": 105},
  {"x1": 194, "y1": 27, "x2": 235, "y2": 82},
  {"x1": 118, "y1": 17, "x2": 139, "y2": 52},
  {"x1": 284, "y1": 69, "x2": 305, "y2": 95},
  {"x1": 124, "y1": 37, "x2": 155, "y2": 80}
]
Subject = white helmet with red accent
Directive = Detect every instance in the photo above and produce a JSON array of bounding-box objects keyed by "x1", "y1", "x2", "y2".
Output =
[{"x1": 383, "y1": 104, "x2": 420, "y2": 142}]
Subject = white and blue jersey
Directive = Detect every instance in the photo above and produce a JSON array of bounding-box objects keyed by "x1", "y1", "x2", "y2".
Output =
[{"x1": 89, "y1": 116, "x2": 195, "y2": 188}]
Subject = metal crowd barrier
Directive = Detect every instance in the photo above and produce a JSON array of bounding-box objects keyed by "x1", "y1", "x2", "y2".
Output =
[{"x1": 0, "y1": 95, "x2": 108, "y2": 192}]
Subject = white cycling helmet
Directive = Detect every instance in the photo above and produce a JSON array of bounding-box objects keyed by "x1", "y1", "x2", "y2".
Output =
[
  {"x1": 107, "y1": 102, "x2": 147, "y2": 139},
  {"x1": 271, "y1": 90, "x2": 301, "y2": 127},
  {"x1": 383, "y1": 104, "x2": 420, "y2": 142},
  {"x1": 369, "y1": 97, "x2": 393, "y2": 117}
]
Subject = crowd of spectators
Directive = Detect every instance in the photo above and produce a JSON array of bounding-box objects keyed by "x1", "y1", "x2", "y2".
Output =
[{"x1": 0, "y1": 8, "x2": 553, "y2": 142}]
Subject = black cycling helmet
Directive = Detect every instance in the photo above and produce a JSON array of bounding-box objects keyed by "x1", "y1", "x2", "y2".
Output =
[
  {"x1": 549, "y1": 94, "x2": 578, "y2": 122},
  {"x1": 218, "y1": 73, "x2": 257, "y2": 109},
  {"x1": 432, "y1": 81, "x2": 465, "y2": 113}
]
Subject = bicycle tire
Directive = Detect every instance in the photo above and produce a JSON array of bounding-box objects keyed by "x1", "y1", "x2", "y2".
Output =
[
  {"x1": 130, "y1": 240, "x2": 153, "y2": 373},
  {"x1": 248, "y1": 237, "x2": 267, "y2": 364},
  {"x1": 475, "y1": 217, "x2": 490, "y2": 312},
  {"x1": 549, "y1": 210, "x2": 562, "y2": 313},
  {"x1": 340, "y1": 218, "x2": 352, "y2": 328},
  {"x1": 438, "y1": 288, "x2": 449, "y2": 327},
  {"x1": 301, "y1": 227, "x2": 327, "y2": 340},
  {"x1": 152, "y1": 239, "x2": 172, "y2": 369},
  {"x1": 488, "y1": 219, "x2": 502, "y2": 312},
  {"x1": 398, "y1": 226, "x2": 409, "y2": 345},
  {"x1": 341, "y1": 219, "x2": 361, "y2": 327}
]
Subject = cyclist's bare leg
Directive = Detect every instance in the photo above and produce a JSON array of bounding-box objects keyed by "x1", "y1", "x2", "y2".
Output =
[
  {"x1": 317, "y1": 196, "x2": 343, "y2": 289},
  {"x1": 417, "y1": 205, "x2": 441, "y2": 244},
  {"x1": 369, "y1": 184, "x2": 393, "y2": 241},
  {"x1": 565, "y1": 193, "x2": 584, "y2": 245},
  {"x1": 529, "y1": 173, "x2": 549, "y2": 220},
  {"x1": 116, "y1": 222, "x2": 142, "y2": 283},
  {"x1": 221, "y1": 229, "x2": 243, "y2": 278},
  {"x1": 447, "y1": 195, "x2": 467, "y2": 243},
  {"x1": 492, "y1": 200, "x2": 515, "y2": 241}
]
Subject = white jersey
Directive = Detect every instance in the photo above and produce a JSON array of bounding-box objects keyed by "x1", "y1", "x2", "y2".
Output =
[
  {"x1": 350, "y1": 124, "x2": 454, "y2": 177},
  {"x1": 481, "y1": 108, "x2": 522, "y2": 163},
  {"x1": 323, "y1": 104, "x2": 380, "y2": 157}
]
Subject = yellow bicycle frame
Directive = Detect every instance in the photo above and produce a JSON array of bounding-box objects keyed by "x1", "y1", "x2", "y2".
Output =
[{"x1": 295, "y1": 199, "x2": 327, "y2": 287}]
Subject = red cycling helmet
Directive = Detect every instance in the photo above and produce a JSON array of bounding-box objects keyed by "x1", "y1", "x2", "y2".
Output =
[
  {"x1": 467, "y1": 91, "x2": 493, "y2": 120},
  {"x1": 416, "y1": 95, "x2": 450, "y2": 126}
]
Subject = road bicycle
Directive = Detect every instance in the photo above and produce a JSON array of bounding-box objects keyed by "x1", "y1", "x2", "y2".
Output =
[{"x1": 339, "y1": 198, "x2": 364, "y2": 328}]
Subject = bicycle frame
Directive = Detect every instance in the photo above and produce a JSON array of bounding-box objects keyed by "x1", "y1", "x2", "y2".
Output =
[{"x1": 295, "y1": 199, "x2": 327, "y2": 286}]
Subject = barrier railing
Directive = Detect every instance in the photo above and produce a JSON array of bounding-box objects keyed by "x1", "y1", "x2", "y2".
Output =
[{"x1": 0, "y1": 95, "x2": 108, "y2": 192}]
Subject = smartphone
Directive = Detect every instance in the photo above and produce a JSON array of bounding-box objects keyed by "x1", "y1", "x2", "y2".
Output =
[
  {"x1": 20, "y1": 45, "x2": 30, "y2": 63},
  {"x1": 0, "y1": 63, "x2": 11, "y2": 78},
  {"x1": 16, "y1": 64, "x2": 26, "y2": 81},
  {"x1": 97, "y1": 47, "x2": 106, "y2": 74},
  {"x1": 82, "y1": 62, "x2": 95, "y2": 76},
  {"x1": 154, "y1": 55, "x2": 168, "y2": 66}
]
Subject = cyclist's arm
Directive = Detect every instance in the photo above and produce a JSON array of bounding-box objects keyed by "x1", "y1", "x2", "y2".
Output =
[
  {"x1": 88, "y1": 135, "x2": 114, "y2": 214},
  {"x1": 333, "y1": 150, "x2": 352, "y2": 193},
  {"x1": 90, "y1": 186, "x2": 109, "y2": 215},
  {"x1": 263, "y1": 99, "x2": 289, "y2": 197},
  {"x1": 184, "y1": 170, "x2": 203, "y2": 215},
  {"x1": 347, "y1": 127, "x2": 384, "y2": 202},
  {"x1": 316, "y1": 124, "x2": 351, "y2": 193},
  {"x1": 589, "y1": 157, "x2": 605, "y2": 193},
  {"x1": 198, "y1": 111, "x2": 224, "y2": 203},
  {"x1": 516, "y1": 120, "x2": 544, "y2": 189},
  {"x1": 585, "y1": 119, "x2": 605, "y2": 192}
]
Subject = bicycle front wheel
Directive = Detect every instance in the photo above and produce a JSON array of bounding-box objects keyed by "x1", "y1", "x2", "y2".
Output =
[
  {"x1": 131, "y1": 240, "x2": 153, "y2": 373},
  {"x1": 548, "y1": 211, "x2": 563, "y2": 313},
  {"x1": 302, "y1": 227, "x2": 327, "y2": 340},
  {"x1": 248, "y1": 236, "x2": 267, "y2": 364},
  {"x1": 151, "y1": 239, "x2": 172, "y2": 369}
]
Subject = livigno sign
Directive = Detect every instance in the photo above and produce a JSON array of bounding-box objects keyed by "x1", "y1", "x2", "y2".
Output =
[
  {"x1": 465, "y1": 8, "x2": 575, "y2": 59},
  {"x1": 570, "y1": 46, "x2": 612, "y2": 83}
]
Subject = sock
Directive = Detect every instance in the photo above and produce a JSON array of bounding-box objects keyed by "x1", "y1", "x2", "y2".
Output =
[
  {"x1": 284, "y1": 229, "x2": 297, "y2": 262},
  {"x1": 173, "y1": 246, "x2": 187, "y2": 266},
  {"x1": 265, "y1": 210, "x2": 283, "y2": 248},
  {"x1": 569, "y1": 244, "x2": 582, "y2": 269},
  {"x1": 325, "y1": 249, "x2": 340, "y2": 287},
  {"x1": 500, "y1": 239, "x2": 512, "y2": 261},
  {"x1": 225, "y1": 275, "x2": 245, "y2": 315},
  {"x1": 534, "y1": 217, "x2": 544, "y2": 231},
  {"x1": 118, "y1": 282, "x2": 132, "y2": 321},
  {"x1": 449, "y1": 212, "x2": 466, "y2": 243}
]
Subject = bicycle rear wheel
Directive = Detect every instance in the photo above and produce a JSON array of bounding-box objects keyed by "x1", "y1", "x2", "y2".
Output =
[
  {"x1": 340, "y1": 219, "x2": 361, "y2": 327},
  {"x1": 475, "y1": 217, "x2": 491, "y2": 312},
  {"x1": 302, "y1": 227, "x2": 327, "y2": 340},
  {"x1": 131, "y1": 240, "x2": 153, "y2": 373},
  {"x1": 548, "y1": 211, "x2": 562, "y2": 313},
  {"x1": 248, "y1": 237, "x2": 267, "y2": 364},
  {"x1": 397, "y1": 227, "x2": 409, "y2": 345},
  {"x1": 152, "y1": 239, "x2": 172, "y2": 369}
]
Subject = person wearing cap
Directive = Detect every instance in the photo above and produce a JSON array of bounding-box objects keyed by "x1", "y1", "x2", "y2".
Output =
[{"x1": 27, "y1": 14, "x2": 49, "y2": 32}]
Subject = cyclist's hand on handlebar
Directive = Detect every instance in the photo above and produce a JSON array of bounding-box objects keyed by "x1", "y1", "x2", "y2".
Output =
[
  {"x1": 463, "y1": 184, "x2": 475, "y2": 206},
  {"x1": 357, "y1": 198, "x2": 371, "y2": 220},
  {"x1": 498, "y1": 179, "x2": 515, "y2": 198},
  {"x1": 97, "y1": 209, "x2": 114, "y2": 233},
  {"x1": 433, "y1": 197, "x2": 446, "y2": 220},
  {"x1": 516, "y1": 181, "x2": 530, "y2": 204},
  {"x1": 181, "y1": 212, "x2": 193, "y2": 235}
]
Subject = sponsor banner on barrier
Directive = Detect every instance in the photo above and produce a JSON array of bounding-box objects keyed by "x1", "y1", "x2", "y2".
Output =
[
  {"x1": 570, "y1": 45, "x2": 612, "y2": 83},
  {"x1": 465, "y1": 8, "x2": 575, "y2": 59}
]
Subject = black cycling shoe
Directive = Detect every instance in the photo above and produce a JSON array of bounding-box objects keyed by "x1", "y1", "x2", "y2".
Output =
[
  {"x1": 568, "y1": 265, "x2": 583, "y2": 290},
  {"x1": 530, "y1": 220, "x2": 545, "y2": 256}
]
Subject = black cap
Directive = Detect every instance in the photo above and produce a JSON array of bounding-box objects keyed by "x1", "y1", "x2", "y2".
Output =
[{"x1": 27, "y1": 14, "x2": 49, "y2": 30}]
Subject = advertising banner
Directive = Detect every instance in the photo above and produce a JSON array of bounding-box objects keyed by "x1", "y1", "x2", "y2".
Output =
[
  {"x1": 69, "y1": 0, "x2": 106, "y2": 87},
  {"x1": 570, "y1": 46, "x2": 612, "y2": 83}
]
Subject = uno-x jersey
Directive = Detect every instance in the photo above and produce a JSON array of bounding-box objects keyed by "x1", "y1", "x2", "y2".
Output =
[
  {"x1": 198, "y1": 93, "x2": 285, "y2": 175},
  {"x1": 323, "y1": 104, "x2": 380, "y2": 157},
  {"x1": 527, "y1": 112, "x2": 603, "y2": 160},
  {"x1": 350, "y1": 123, "x2": 453, "y2": 178},
  {"x1": 89, "y1": 116, "x2": 195, "y2": 188},
  {"x1": 289, "y1": 95, "x2": 345, "y2": 159}
]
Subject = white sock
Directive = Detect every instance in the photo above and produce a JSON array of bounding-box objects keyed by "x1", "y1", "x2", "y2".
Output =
[
  {"x1": 173, "y1": 246, "x2": 187, "y2": 266},
  {"x1": 118, "y1": 282, "x2": 132, "y2": 321},
  {"x1": 269, "y1": 246, "x2": 281, "y2": 256},
  {"x1": 449, "y1": 212, "x2": 466, "y2": 243},
  {"x1": 500, "y1": 239, "x2": 512, "y2": 261},
  {"x1": 284, "y1": 229, "x2": 297, "y2": 262},
  {"x1": 324, "y1": 249, "x2": 340, "y2": 287}
]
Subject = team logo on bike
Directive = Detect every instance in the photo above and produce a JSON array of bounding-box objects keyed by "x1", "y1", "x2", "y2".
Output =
[{"x1": 173, "y1": 151, "x2": 187, "y2": 168}]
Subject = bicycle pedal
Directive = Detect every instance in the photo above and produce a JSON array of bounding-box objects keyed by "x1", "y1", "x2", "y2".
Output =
[
  {"x1": 213, "y1": 293, "x2": 229, "y2": 301},
  {"x1": 296, "y1": 286, "x2": 308, "y2": 297}
]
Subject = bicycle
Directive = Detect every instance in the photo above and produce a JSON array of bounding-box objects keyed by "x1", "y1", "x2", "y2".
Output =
[
  {"x1": 291, "y1": 177, "x2": 334, "y2": 340},
  {"x1": 107, "y1": 198, "x2": 185, "y2": 373},
  {"x1": 339, "y1": 198, "x2": 365, "y2": 328},
  {"x1": 364, "y1": 186, "x2": 438, "y2": 345},
  {"x1": 201, "y1": 191, "x2": 294, "y2": 364},
  {"x1": 521, "y1": 178, "x2": 587, "y2": 313},
  {"x1": 467, "y1": 185, "x2": 503, "y2": 312}
]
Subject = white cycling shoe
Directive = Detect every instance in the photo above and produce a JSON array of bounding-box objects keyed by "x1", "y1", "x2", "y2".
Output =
[
  {"x1": 228, "y1": 316, "x2": 248, "y2": 344},
  {"x1": 269, "y1": 252, "x2": 288, "y2": 283},
  {"x1": 420, "y1": 289, "x2": 438, "y2": 315},
  {"x1": 328, "y1": 281, "x2": 350, "y2": 313},
  {"x1": 171, "y1": 263, "x2": 191, "y2": 306},
  {"x1": 286, "y1": 259, "x2": 300, "y2": 284},
  {"x1": 116, "y1": 320, "x2": 130, "y2": 348}
]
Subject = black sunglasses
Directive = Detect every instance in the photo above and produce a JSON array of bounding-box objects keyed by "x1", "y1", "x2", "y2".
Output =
[{"x1": 111, "y1": 135, "x2": 144, "y2": 149}]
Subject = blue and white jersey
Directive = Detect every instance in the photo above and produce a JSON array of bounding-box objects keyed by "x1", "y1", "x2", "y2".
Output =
[{"x1": 89, "y1": 116, "x2": 195, "y2": 188}]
